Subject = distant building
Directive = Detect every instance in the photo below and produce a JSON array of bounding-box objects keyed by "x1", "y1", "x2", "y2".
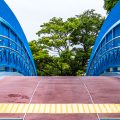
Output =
[
  {"x1": 87, "y1": 1, "x2": 120, "y2": 76},
  {"x1": 0, "y1": 0, "x2": 37, "y2": 76}
]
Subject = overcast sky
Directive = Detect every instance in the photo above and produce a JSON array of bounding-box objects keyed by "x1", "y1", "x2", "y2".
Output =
[{"x1": 5, "y1": 0, "x2": 106, "y2": 41}]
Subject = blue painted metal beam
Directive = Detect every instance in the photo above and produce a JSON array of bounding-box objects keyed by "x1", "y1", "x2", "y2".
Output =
[
  {"x1": 0, "y1": 0, "x2": 37, "y2": 76},
  {"x1": 87, "y1": 1, "x2": 120, "y2": 76}
]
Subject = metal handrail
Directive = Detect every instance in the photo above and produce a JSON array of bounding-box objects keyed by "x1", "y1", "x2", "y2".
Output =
[
  {"x1": 96, "y1": 36, "x2": 120, "y2": 56},
  {"x1": 0, "y1": 35, "x2": 22, "y2": 49},
  {"x1": 0, "y1": 35, "x2": 28, "y2": 58},
  {"x1": 92, "y1": 46, "x2": 120, "y2": 67},
  {"x1": 0, "y1": 41, "x2": 30, "y2": 64},
  {"x1": 0, "y1": 36, "x2": 33, "y2": 64},
  {"x1": 0, "y1": 35, "x2": 31, "y2": 62},
  {"x1": 89, "y1": 36, "x2": 120, "y2": 70},
  {"x1": 0, "y1": 46, "x2": 32, "y2": 75},
  {"x1": 0, "y1": 35, "x2": 35, "y2": 74},
  {"x1": 92, "y1": 36, "x2": 120, "y2": 63}
]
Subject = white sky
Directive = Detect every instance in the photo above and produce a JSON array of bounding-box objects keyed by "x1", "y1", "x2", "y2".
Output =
[{"x1": 5, "y1": 0, "x2": 106, "y2": 41}]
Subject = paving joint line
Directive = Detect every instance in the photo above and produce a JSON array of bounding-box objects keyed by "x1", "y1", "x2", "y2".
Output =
[
  {"x1": 23, "y1": 76, "x2": 40, "y2": 120},
  {"x1": 80, "y1": 77, "x2": 100, "y2": 120}
]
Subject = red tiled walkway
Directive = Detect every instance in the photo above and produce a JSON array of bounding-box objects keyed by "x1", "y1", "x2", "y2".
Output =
[{"x1": 0, "y1": 76, "x2": 119, "y2": 120}]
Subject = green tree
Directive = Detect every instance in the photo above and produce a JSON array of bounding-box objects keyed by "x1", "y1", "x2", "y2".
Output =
[
  {"x1": 29, "y1": 40, "x2": 70, "y2": 76},
  {"x1": 71, "y1": 10, "x2": 104, "y2": 73},
  {"x1": 104, "y1": 0, "x2": 118, "y2": 13},
  {"x1": 37, "y1": 17, "x2": 77, "y2": 56},
  {"x1": 30, "y1": 10, "x2": 104, "y2": 76},
  {"x1": 36, "y1": 17, "x2": 77, "y2": 75},
  {"x1": 29, "y1": 40, "x2": 51, "y2": 76}
]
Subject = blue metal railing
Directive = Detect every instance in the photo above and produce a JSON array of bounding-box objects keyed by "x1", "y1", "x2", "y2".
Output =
[
  {"x1": 0, "y1": 0, "x2": 37, "y2": 76},
  {"x1": 0, "y1": 35, "x2": 36, "y2": 76},
  {"x1": 87, "y1": 0, "x2": 120, "y2": 76}
]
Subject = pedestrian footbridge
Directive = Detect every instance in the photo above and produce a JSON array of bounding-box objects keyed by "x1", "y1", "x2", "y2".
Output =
[{"x1": 1, "y1": 0, "x2": 120, "y2": 76}]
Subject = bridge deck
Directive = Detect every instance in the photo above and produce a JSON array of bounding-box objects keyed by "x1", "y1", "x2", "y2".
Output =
[{"x1": 0, "y1": 76, "x2": 119, "y2": 120}]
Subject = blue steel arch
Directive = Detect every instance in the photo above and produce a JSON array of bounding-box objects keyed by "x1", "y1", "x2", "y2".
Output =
[
  {"x1": 0, "y1": 0, "x2": 37, "y2": 76},
  {"x1": 87, "y1": 0, "x2": 120, "y2": 76}
]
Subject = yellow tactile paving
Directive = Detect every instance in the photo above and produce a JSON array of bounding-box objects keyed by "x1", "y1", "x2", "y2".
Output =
[{"x1": 0, "y1": 104, "x2": 119, "y2": 114}]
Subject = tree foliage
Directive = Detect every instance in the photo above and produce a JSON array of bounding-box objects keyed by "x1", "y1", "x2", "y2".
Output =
[
  {"x1": 30, "y1": 10, "x2": 104, "y2": 76},
  {"x1": 71, "y1": 10, "x2": 104, "y2": 71},
  {"x1": 104, "y1": 0, "x2": 118, "y2": 13}
]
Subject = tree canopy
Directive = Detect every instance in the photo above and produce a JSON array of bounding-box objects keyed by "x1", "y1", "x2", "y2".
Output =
[
  {"x1": 103, "y1": 0, "x2": 118, "y2": 13},
  {"x1": 29, "y1": 10, "x2": 104, "y2": 76}
]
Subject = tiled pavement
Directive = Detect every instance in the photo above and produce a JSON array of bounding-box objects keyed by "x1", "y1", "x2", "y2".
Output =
[{"x1": 0, "y1": 76, "x2": 119, "y2": 120}]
